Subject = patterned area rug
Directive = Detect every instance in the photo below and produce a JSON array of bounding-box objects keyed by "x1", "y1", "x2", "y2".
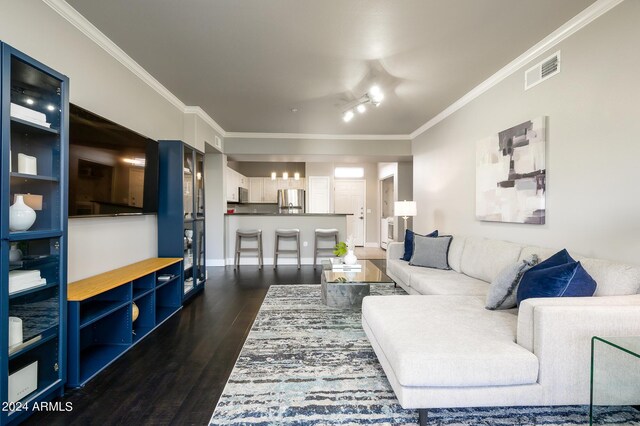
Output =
[{"x1": 210, "y1": 284, "x2": 640, "y2": 425}]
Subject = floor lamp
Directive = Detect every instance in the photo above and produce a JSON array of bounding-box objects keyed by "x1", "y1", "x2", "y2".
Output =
[{"x1": 394, "y1": 200, "x2": 417, "y2": 233}]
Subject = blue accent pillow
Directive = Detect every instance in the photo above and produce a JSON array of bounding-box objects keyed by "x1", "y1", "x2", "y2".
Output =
[
  {"x1": 527, "y1": 248, "x2": 575, "y2": 271},
  {"x1": 401, "y1": 229, "x2": 438, "y2": 261},
  {"x1": 516, "y1": 249, "x2": 597, "y2": 305}
]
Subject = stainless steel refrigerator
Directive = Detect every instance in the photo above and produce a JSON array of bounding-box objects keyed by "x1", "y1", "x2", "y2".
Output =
[{"x1": 277, "y1": 189, "x2": 306, "y2": 214}]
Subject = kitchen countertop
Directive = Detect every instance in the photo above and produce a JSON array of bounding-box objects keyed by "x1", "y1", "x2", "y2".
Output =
[{"x1": 224, "y1": 213, "x2": 348, "y2": 216}]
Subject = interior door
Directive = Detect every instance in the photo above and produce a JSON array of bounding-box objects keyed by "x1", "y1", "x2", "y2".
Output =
[
  {"x1": 334, "y1": 179, "x2": 365, "y2": 246},
  {"x1": 308, "y1": 176, "x2": 330, "y2": 213}
]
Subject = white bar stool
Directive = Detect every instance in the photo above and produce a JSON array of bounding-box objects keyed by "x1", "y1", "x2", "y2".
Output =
[
  {"x1": 273, "y1": 228, "x2": 301, "y2": 269},
  {"x1": 234, "y1": 229, "x2": 263, "y2": 269},
  {"x1": 314, "y1": 228, "x2": 339, "y2": 268}
]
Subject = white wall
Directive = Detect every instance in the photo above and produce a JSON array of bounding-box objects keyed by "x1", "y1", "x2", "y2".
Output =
[
  {"x1": 412, "y1": 1, "x2": 640, "y2": 265},
  {"x1": 0, "y1": 1, "x2": 220, "y2": 280},
  {"x1": 205, "y1": 153, "x2": 226, "y2": 266}
]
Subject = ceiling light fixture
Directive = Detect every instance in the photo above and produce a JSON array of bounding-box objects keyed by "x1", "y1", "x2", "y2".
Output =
[
  {"x1": 46, "y1": 104, "x2": 56, "y2": 111},
  {"x1": 271, "y1": 172, "x2": 277, "y2": 180},
  {"x1": 341, "y1": 85, "x2": 384, "y2": 123},
  {"x1": 26, "y1": 98, "x2": 34, "y2": 105},
  {"x1": 294, "y1": 172, "x2": 300, "y2": 180},
  {"x1": 282, "y1": 172, "x2": 289, "y2": 180}
]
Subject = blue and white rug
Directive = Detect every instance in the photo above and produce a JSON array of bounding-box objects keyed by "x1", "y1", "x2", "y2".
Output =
[{"x1": 210, "y1": 284, "x2": 640, "y2": 425}]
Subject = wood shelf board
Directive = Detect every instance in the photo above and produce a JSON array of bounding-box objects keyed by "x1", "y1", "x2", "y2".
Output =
[{"x1": 68, "y1": 258, "x2": 182, "y2": 301}]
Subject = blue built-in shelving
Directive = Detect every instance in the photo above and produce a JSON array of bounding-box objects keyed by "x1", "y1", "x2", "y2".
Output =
[
  {"x1": 0, "y1": 42, "x2": 69, "y2": 425},
  {"x1": 66, "y1": 258, "x2": 183, "y2": 388},
  {"x1": 158, "y1": 141, "x2": 206, "y2": 302}
]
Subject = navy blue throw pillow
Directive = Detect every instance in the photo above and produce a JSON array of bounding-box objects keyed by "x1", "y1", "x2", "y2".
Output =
[
  {"x1": 527, "y1": 248, "x2": 575, "y2": 272},
  {"x1": 402, "y1": 229, "x2": 437, "y2": 261},
  {"x1": 517, "y1": 259, "x2": 597, "y2": 305}
]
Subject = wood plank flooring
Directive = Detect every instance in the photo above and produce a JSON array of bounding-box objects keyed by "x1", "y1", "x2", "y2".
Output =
[{"x1": 27, "y1": 260, "x2": 385, "y2": 425}]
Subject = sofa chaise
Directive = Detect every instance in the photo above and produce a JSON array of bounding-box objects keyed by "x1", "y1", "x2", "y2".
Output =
[{"x1": 362, "y1": 236, "x2": 640, "y2": 425}]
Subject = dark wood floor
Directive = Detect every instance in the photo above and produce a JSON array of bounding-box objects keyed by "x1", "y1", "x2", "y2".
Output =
[{"x1": 27, "y1": 260, "x2": 385, "y2": 425}]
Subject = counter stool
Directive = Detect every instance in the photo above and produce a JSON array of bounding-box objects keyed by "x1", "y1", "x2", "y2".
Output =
[
  {"x1": 314, "y1": 228, "x2": 339, "y2": 268},
  {"x1": 274, "y1": 228, "x2": 301, "y2": 269},
  {"x1": 234, "y1": 229, "x2": 263, "y2": 269}
]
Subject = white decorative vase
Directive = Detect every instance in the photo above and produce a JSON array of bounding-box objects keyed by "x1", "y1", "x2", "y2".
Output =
[
  {"x1": 9, "y1": 244, "x2": 23, "y2": 263},
  {"x1": 9, "y1": 195, "x2": 36, "y2": 232},
  {"x1": 343, "y1": 250, "x2": 358, "y2": 265}
]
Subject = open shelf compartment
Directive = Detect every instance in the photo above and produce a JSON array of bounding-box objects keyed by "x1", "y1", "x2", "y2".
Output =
[
  {"x1": 75, "y1": 305, "x2": 131, "y2": 386},
  {"x1": 132, "y1": 292, "x2": 155, "y2": 343},
  {"x1": 78, "y1": 284, "x2": 131, "y2": 328},
  {"x1": 156, "y1": 277, "x2": 181, "y2": 325}
]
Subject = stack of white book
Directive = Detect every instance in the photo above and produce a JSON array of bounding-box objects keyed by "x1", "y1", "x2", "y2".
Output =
[
  {"x1": 10, "y1": 103, "x2": 51, "y2": 128},
  {"x1": 329, "y1": 258, "x2": 362, "y2": 271},
  {"x1": 8, "y1": 270, "x2": 46, "y2": 295}
]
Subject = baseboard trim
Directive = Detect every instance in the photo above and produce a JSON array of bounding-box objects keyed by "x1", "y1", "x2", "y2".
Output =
[
  {"x1": 364, "y1": 242, "x2": 380, "y2": 248},
  {"x1": 206, "y1": 259, "x2": 226, "y2": 267}
]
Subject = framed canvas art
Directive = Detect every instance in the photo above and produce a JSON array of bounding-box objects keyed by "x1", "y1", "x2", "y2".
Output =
[{"x1": 476, "y1": 117, "x2": 546, "y2": 224}]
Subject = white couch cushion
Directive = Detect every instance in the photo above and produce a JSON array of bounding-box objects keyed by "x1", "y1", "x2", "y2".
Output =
[
  {"x1": 460, "y1": 237, "x2": 523, "y2": 283},
  {"x1": 362, "y1": 295, "x2": 539, "y2": 387},
  {"x1": 519, "y1": 246, "x2": 640, "y2": 296},
  {"x1": 387, "y1": 258, "x2": 412, "y2": 288},
  {"x1": 447, "y1": 235, "x2": 466, "y2": 273},
  {"x1": 410, "y1": 267, "x2": 489, "y2": 296}
]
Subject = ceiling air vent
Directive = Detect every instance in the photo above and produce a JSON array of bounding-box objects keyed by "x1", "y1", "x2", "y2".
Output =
[{"x1": 525, "y1": 51, "x2": 560, "y2": 90}]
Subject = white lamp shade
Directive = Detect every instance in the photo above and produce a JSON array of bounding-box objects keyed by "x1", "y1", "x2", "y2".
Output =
[{"x1": 394, "y1": 201, "x2": 417, "y2": 217}]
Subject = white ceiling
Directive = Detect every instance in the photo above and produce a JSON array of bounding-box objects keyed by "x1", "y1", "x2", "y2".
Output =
[{"x1": 67, "y1": 0, "x2": 594, "y2": 135}]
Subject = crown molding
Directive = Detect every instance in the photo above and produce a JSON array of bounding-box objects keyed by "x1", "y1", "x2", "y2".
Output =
[
  {"x1": 224, "y1": 132, "x2": 411, "y2": 140},
  {"x1": 43, "y1": 0, "x2": 227, "y2": 136},
  {"x1": 409, "y1": 0, "x2": 624, "y2": 140},
  {"x1": 45, "y1": 0, "x2": 622, "y2": 143},
  {"x1": 43, "y1": 0, "x2": 186, "y2": 111},
  {"x1": 183, "y1": 106, "x2": 226, "y2": 137}
]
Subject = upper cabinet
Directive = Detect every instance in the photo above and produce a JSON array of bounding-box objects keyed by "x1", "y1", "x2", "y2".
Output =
[
  {"x1": 1, "y1": 43, "x2": 69, "y2": 425},
  {"x1": 225, "y1": 167, "x2": 248, "y2": 202},
  {"x1": 246, "y1": 177, "x2": 306, "y2": 203},
  {"x1": 248, "y1": 177, "x2": 263, "y2": 203}
]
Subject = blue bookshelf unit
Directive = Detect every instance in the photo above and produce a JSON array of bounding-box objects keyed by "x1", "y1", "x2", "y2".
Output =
[
  {"x1": 66, "y1": 258, "x2": 183, "y2": 388},
  {"x1": 158, "y1": 141, "x2": 206, "y2": 302},
  {"x1": 0, "y1": 43, "x2": 69, "y2": 424}
]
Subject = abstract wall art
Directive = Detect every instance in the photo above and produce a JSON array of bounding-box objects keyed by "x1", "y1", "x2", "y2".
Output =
[{"x1": 476, "y1": 117, "x2": 546, "y2": 224}]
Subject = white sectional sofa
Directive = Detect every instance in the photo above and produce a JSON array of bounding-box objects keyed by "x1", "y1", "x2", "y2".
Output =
[{"x1": 362, "y1": 237, "x2": 640, "y2": 425}]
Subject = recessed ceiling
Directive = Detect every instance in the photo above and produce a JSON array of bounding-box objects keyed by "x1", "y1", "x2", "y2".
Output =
[{"x1": 67, "y1": 0, "x2": 594, "y2": 135}]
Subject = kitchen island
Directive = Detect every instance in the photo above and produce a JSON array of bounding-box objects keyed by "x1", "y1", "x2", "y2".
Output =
[{"x1": 224, "y1": 213, "x2": 348, "y2": 266}]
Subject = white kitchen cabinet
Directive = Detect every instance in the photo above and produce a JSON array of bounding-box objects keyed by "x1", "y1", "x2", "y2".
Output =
[
  {"x1": 248, "y1": 177, "x2": 264, "y2": 203},
  {"x1": 263, "y1": 178, "x2": 279, "y2": 203},
  {"x1": 289, "y1": 178, "x2": 306, "y2": 190},
  {"x1": 226, "y1": 167, "x2": 248, "y2": 202}
]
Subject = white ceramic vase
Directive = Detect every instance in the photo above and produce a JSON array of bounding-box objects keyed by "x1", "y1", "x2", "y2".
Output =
[
  {"x1": 343, "y1": 249, "x2": 358, "y2": 265},
  {"x1": 9, "y1": 243, "x2": 23, "y2": 263},
  {"x1": 9, "y1": 195, "x2": 36, "y2": 232}
]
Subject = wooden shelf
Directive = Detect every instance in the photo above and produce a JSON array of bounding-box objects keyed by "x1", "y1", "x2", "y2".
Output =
[
  {"x1": 67, "y1": 258, "x2": 183, "y2": 388},
  {"x1": 68, "y1": 257, "x2": 182, "y2": 301}
]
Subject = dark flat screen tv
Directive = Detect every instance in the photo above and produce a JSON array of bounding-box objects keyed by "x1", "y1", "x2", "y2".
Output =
[{"x1": 68, "y1": 104, "x2": 159, "y2": 217}]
